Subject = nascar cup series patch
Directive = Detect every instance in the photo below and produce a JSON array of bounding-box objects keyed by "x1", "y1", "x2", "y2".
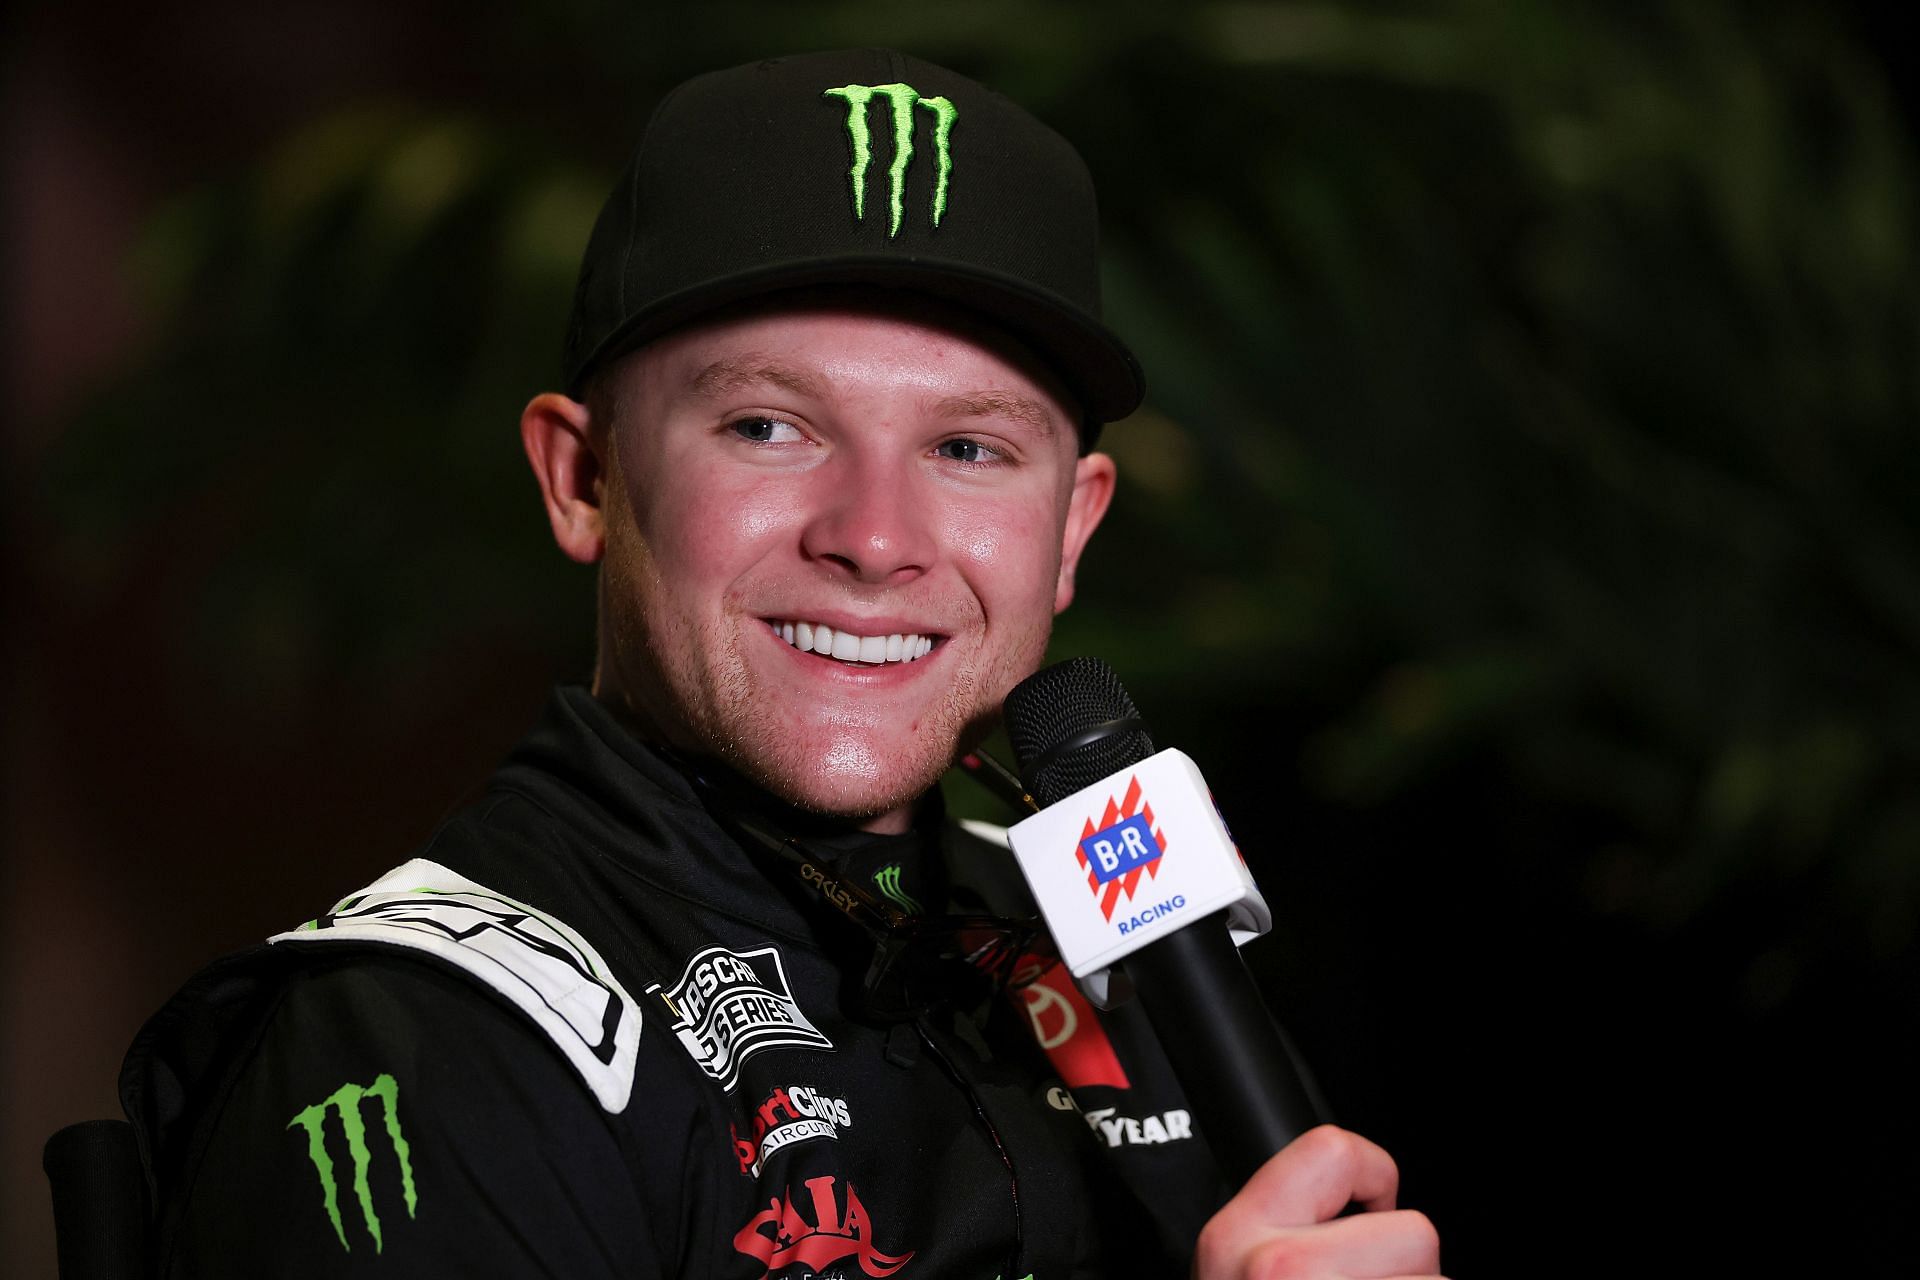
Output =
[
  {"x1": 649, "y1": 945, "x2": 834, "y2": 1090},
  {"x1": 1006, "y1": 748, "x2": 1272, "y2": 1008}
]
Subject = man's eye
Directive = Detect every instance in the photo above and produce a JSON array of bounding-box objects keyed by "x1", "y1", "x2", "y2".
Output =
[
  {"x1": 935, "y1": 438, "x2": 999, "y2": 464},
  {"x1": 729, "y1": 416, "x2": 802, "y2": 444}
]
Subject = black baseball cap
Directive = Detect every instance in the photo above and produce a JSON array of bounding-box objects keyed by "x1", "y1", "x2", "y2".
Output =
[{"x1": 563, "y1": 49, "x2": 1144, "y2": 430}]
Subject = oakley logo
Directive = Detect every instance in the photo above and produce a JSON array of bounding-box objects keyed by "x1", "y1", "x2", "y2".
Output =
[
  {"x1": 287, "y1": 1073, "x2": 418, "y2": 1253},
  {"x1": 823, "y1": 82, "x2": 958, "y2": 236}
]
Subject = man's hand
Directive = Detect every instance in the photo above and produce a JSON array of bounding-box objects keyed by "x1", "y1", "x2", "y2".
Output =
[{"x1": 1192, "y1": 1125, "x2": 1444, "y2": 1279}]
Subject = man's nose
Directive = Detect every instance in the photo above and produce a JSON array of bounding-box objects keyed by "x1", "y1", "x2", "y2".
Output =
[{"x1": 798, "y1": 454, "x2": 936, "y2": 585}]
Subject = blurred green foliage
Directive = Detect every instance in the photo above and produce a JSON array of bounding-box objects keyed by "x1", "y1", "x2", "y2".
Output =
[{"x1": 36, "y1": 0, "x2": 1919, "y2": 959}]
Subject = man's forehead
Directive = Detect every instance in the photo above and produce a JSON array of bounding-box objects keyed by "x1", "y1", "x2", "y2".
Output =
[
  {"x1": 681, "y1": 352, "x2": 1064, "y2": 440},
  {"x1": 633, "y1": 293, "x2": 1084, "y2": 433}
]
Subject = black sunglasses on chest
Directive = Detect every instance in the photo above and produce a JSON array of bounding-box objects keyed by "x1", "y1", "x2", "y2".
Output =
[{"x1": 671, "y1": 754, "x2": 1055, "y2": 1021}]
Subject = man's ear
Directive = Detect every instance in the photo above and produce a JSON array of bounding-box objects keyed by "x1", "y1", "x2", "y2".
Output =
[
  {"x1": 521, "y1": 392, "x2": 607, "y2": 564},
  {"x1": 1055, "y1": 450, "x2": 1117, "y2": 613}
]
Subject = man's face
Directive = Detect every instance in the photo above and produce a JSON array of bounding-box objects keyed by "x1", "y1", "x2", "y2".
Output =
[{"x1": 587, "y1": 296, "x2": 1114, "y2": 830}]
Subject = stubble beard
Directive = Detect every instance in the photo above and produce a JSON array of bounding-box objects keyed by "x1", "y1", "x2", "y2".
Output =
[
  {"x1": 706, "y1": 618, "x2": 1055, "y2": 823},
  {"x1": 638, "y1": 609, "x2": 1005, "y2": 824},
  {"x1": 597, "y1": 511, "x2": 1044, "y2": 825}
]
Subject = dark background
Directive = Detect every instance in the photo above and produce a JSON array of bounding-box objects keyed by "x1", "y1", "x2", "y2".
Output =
[{"x1": 7, "y1": 1, "x2": 1916, "y2": 1274}]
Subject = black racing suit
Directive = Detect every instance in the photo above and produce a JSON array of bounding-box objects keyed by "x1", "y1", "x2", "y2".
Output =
[{"x1": 121, "y1": 687, "x2": 1228, "y2": 1277}]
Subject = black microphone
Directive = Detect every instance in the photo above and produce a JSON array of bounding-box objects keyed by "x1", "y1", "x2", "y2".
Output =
[{"x1": 1003, "y1": 657, "x2": 1324, "y2": 1184}]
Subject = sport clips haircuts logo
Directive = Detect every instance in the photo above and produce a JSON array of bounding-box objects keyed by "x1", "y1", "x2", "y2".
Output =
[
  {"x1": 287, "y1": 1073, "x2": 417, "y2": 1254},
  {"x1": 648, "y1": 945, "x2": 833, "y2": 1090},
  {"x1": 734, "y1": 1174, "x2": 913, "y2": 1279},
  {"x1": 1074, "y1": 775, "x2": 1183, "y2": 936},
  {"x1": 730, "y1": 1083, "x2": 853, "y2": 1178},
  {"x1": 823, "y1": 81, "x2": 957, "y2": 237}
]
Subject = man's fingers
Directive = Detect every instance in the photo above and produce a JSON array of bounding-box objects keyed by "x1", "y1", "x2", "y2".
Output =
[
  {"x1": 1236, "y1": 1125, "x2": 1402, "y2": 1227},
  {"x1": 1236, "y1": 1210, "x2": 1441, "y2": 1280},
  {"x1": 1194, "y1": 1128, "x2": 1443, "y2": 1280}
]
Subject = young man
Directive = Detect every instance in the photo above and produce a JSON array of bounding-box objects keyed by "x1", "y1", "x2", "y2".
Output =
[{"x1": 122, "y1": 51, "x2": 1442, "y2": 1278}]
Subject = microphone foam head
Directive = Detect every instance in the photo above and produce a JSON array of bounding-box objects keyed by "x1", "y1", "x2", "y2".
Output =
[{"x1": 1004, "y1": 657, "x2": 1156, "y2": 807}]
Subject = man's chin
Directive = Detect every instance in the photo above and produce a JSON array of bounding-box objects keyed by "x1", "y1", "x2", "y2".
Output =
[{"x1": 729, "y1": 738, "x2": 953, "y2": 832}]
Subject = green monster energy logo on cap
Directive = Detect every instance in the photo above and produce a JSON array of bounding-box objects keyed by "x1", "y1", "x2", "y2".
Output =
[
  {"x1": 823, "y1": 82, "x2": 957, "y2": 236},
  {"x1": 872, "y1": 863, "x2": 924, "y2": 914},
  {"x1": 288, "y1": 1072, "x2": 418, "y2": 1253}
]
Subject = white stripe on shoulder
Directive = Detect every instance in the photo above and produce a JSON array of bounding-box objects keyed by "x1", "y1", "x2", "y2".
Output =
[
  {"x1": 957, "y1": 818, "x2": 1012, "y2": 848},
  {"x1": 269, "y1": 858, "x2": 641, "y2": 1114}
]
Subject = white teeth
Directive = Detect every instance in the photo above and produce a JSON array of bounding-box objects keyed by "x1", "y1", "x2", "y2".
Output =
[{"x1": 771, "y1": 620, "x2": 939, "y2": 666}]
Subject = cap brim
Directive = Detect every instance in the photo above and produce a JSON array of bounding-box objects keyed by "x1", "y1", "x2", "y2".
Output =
[{"x1": 567, "y1": 255, "x2": 1144, "y2": 428}]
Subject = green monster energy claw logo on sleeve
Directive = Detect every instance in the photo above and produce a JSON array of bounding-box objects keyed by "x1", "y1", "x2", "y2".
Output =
[
  {"x1": 288, "y1": 1073, "x2": 418, "y2": 1253},
  {"x1": 823, "y1": 82, "x2": 957, "y2": 236}
]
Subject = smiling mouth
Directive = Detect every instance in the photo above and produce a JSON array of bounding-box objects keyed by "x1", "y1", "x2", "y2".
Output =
[{"x1": 767, "y1": 619, "x2": 938, "y2": 666}]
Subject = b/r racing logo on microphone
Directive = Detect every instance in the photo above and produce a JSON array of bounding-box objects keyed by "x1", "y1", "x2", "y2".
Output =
[{"x1": 1075, "y1": 775, "x2": 1170, "y2": 924}]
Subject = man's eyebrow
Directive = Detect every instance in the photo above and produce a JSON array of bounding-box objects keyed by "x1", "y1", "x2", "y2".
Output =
[
  {"x1": 686, "y1": 356, "x2": 827, "y2": 401},
  {"x1": 932, "y1": 391, "x2": 1060, "y2": 436}
]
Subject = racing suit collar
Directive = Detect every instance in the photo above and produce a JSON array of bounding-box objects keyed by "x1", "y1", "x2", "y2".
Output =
[{"x1": 522, "y1": 684, "x2": 949, "y2": 915}]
